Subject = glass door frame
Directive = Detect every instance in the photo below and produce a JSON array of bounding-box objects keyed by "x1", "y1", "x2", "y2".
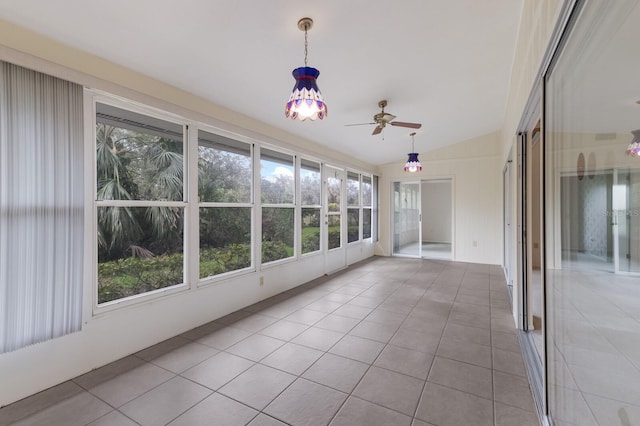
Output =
[
  {"x1": 612, "y1": 168, "x2": 640, "y2": 276},
  {"x1": 391, "y1": 180, "x2": 422, "y2": 258},
  {"x1": 324, "y1": 165, "x2": 347, "y2": 274},
  {"x1": 516, "y1": 98, "x2": 548, "y2": 421}
]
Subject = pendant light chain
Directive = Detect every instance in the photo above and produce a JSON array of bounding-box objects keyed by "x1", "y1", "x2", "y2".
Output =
[{"x1": 304, "y1": 26, "x2": 309, "y2": 66}]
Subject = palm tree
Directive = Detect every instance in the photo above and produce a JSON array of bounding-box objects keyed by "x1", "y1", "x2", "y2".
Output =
[{"x1": 96, "y1": 123, "x2": 184, "y2": 260}]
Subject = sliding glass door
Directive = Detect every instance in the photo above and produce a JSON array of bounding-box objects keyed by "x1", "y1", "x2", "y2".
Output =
[
  {"x1": 392, "y1": 179, "x2": 453, "y2": 259},
  {"x1": 393, "y1": 181, "x2": 421, "y2": 256},
  {"x1": 614, "y1": 169, "x2": 640, "y2": 274}
]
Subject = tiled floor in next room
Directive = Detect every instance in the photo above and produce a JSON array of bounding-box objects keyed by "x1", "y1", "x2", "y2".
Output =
[{"x1": 0, "y1": 257, "x2": 539, "y2": 426}]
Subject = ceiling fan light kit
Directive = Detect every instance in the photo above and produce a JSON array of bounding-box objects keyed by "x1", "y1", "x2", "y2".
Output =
[
  {"x1": 404, "y1": 132, "x2": 423, "y2": 173},
  {"x1": 285, "y1": 17, "x2": 327, "y2": 121}
]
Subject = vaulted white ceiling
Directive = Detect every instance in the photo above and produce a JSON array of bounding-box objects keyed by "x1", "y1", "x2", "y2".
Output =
[{"x1": 0, "y1": 0, "x2": 523, "y2": 165}]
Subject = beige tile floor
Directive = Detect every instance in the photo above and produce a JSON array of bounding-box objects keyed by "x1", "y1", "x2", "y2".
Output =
[{"x1": 0, "y1": 257, "x2": 539, "y2": 426}]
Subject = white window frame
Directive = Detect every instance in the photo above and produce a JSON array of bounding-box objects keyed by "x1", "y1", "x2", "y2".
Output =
[
  {"x1": 259, "y1": 145, "x2": 297, "y2": 267},
  {"x1": 299, "y1": 157, "x2": 323, "y2": 257},
  {"x1": 196, "y1": 126, "x2": 256, "y2": 286},
  {"x1": 89, "y1": 92, "x2": 191, "y2": 315}
]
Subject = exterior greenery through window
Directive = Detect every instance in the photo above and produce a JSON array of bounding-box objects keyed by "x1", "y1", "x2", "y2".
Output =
[
  {"x1": 347, "y1": 172, "x2": 360, "y2": 243},
  {"x1": 96, "y1": 103, "x2": 185, "y2": 304},
  {"x1": 300, "y1": 159, "x2": 321, "y2": 254},
  {"x1": 326, "y1": 169, "x2": 342, "y2": 250},
  {"x1": 94, "y1": 99, "x2": 377, "y2": 306},
  {"x1": 198, "y1": 130, "x2": 253, "y2": 279},
  {"x1": 362, "y1": 175, "x2": 373, "y2": 239},
  {"x1": 261, "y1": 148, "x2": 295, "y2": 263}
]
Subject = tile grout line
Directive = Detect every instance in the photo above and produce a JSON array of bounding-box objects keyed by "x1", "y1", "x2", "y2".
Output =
[{"x1": 411, "y1": 261, "x2": 466, "y2": 424}]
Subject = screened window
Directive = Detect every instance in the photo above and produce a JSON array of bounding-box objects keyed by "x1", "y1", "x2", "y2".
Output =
[
  {"x1": 261, "y1": 148, "x2": 295, "y2": 263},
  {"x1": 327, "y1": 172, "x2": 342, "y2": 250},
  {"x1": 347, "y1": 172, "x2": 361, "y2": 243},
  {"x1": 362, "y1": 175, "x2": 373, "y2": 239},
  {"x1": 301, "y1": 159, "x2": 321, "y2": 254},
  {"x1": 96, "y1": 103, "x2": 185, "y2": 304},
  {"x1": 198, "y1": 130, "x2": 253, "y2": 279}
]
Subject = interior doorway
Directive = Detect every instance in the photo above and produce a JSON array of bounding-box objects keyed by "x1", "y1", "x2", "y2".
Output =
[
  {"x1": 392, "y1": 178, "x2": 453, "y2": 259},
  {"x1": 421, "y1": 179, "x2": 453, "y2": 259}
]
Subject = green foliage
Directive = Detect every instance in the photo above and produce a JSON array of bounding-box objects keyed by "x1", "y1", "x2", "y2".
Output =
[
  {"x1": 200, "y1": 207, "x2": 251, "y2": 249},
  {"x1": 262, "y1": 208, "x2": 294, "y2": 248},
  {"x1": 200, "y1": 243, "x2": 251, "y2": 278},
  {"x1": 328, "y1": 227, "x2": 341, "y2": 249},
  {"x1": 98, "y1": 253, "x2": 184, "y2": 303},
  {"x1": 262, "y1": 241, "x2": 291, "y2": 263},
  {"x1": 302, "y1": 227, "x2": 320, "y2": 254},
  {"x1": 96, "y1": 122, "x2": 184, "y2": 261}
]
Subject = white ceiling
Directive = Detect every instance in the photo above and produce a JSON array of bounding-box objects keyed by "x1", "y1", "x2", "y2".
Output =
[{"x1": 0, "y1": 0, "x2": 523, "y2": 165}]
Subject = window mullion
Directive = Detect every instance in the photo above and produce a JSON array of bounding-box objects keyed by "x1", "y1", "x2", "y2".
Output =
[{"x1": 186, "y1": 123, "x2": 199, "y2": 289}]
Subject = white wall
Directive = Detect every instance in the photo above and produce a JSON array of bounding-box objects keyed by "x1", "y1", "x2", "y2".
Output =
[
  {"x1": 422, "y1": 180, "x2": 452, "y2": 243},
  {"x1": 377, "y1": 132, "x2": 503, "y2": 265},
  {"x1": 0, "y1": 21, "x2": 376, "y2": 407}
]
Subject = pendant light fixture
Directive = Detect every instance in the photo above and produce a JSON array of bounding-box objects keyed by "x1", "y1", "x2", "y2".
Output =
[
  {"x1": 285, "y1": 17, "x2": 327, "y2": 121},
  {"x1": 404, "y1": 132, "x2": 423, "y2": 172},
  {"x1": 625, "y1": 129, "x2": 640, "y2": 156}
]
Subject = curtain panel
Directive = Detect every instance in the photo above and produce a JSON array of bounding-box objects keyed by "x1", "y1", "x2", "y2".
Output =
[{"x1": 0, "y1": 61, "x2": 83, "y2": 353}]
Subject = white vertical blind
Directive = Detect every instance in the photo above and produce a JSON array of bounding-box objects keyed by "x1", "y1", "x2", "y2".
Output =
[{"x1": 0, "y1": 61, "x2": 83, "y2": 353}]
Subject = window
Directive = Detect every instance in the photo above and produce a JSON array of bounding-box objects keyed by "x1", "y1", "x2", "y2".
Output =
[
  {"x1": 347, "y1": 172, "x2": 360, "y2": 243},
  {"x1": 96, "y1": 103, "x2": 185, "y2": 304},
  {"x1": 300, "y1": 159, "x2": 321, "y2": 254},
  {"x1": 373, "y1": 175, "x2": 379, "y2": 241},
  {"x1": 261, "y1": 148, "x2": 295, "y2": 263},
  {"x1": 362, "y1": 175, "x2": 373, "y2": 239},
  {"x1": 326, "y1": 171, "x2": 342, "y2": 250},
  {"x1": 198, "y1": 130, "x2": 253, "y2": 279}
]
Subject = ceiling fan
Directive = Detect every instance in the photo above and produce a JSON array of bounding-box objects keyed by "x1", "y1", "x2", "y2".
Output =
[{"x1": 346, "y1": 100, "x2": 422, "y2": 136}]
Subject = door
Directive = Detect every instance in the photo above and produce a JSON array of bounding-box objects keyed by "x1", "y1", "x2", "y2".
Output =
[
  {"x1": 614, "y1": 168, "x2": 640, "y2": 274},
  {"x1": 503, "y1": 157, "x2": 513, "y2": 290},
  {"x1": 392, "y1": 181, "x2": 421, "y2": 256},
  {"x1": 325, "y1": 165, "x2": 346, "y2": 273}
]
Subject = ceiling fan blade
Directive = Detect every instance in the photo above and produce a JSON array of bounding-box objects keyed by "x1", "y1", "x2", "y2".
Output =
[
  {"x1": 344, "y1": 122, "x2": 376, "y2": 127},
  {"x1": 372, "y1": 126, "x2": 383, "y2": 136},
  {"x1": 390, "y1": 121, "x2": 422, "y2": 129}
]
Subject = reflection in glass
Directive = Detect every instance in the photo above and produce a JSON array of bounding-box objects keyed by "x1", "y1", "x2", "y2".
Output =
[{"x1": 545, "y1": 1, "x2": 640, "y2": 424}]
